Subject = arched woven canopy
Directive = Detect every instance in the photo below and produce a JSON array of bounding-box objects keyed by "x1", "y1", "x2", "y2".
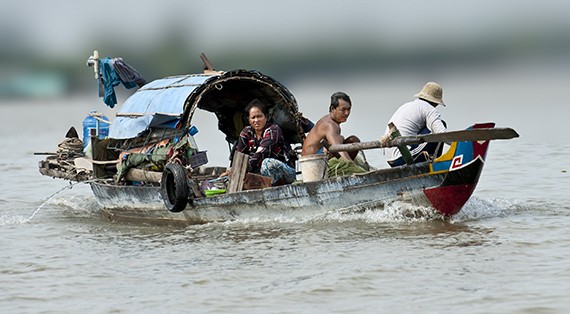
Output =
[{"x1": 109, "y1": 69, "x2": 306, "y2": 145}]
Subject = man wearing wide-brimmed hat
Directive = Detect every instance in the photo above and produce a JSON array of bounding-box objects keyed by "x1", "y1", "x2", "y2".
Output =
[{"x1": 383, "y1": 82, "x2": 447, "y2": 167}]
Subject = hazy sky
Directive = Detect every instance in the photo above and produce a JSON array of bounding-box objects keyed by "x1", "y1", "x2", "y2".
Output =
[{"x1": 2, "y1": 0, "x2": 570, "y2": 59}]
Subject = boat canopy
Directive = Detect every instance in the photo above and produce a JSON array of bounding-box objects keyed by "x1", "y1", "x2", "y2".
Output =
[
  {"x1": 109, "y1": 74, "x2": 213, "y2": 139},
  {"x1": 108, "y1": 69, "x2": 306, "y2": 145}
]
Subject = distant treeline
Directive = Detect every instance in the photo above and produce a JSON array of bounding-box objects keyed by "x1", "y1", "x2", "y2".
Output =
[{"x1": 2, "y1": 29, "x2": 569, "y2": 98}]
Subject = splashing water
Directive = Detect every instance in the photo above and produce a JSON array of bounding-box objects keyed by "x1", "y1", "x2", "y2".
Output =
[
  {"x1": 450, "y1": 195, "x2": 523, "y2": 222},
  {"x1": 2, "y1": 174, "x2": 526, "y2": 227},
  {"x1": 216, "y1": 195, "x2": 522, "y2": 226},
  {"x1": 23, "y1": 182, "x2": 79, "y2": 223},
  {"x1": 7, "y1": 179, "x2": 104, "y2": 225}
]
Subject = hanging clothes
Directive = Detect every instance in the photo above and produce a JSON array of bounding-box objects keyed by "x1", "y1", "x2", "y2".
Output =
[
  {"x1": 99, "y1": 57, "x2": 145, "y2": 108},
  {"x1": 112, "y1": 58, "x2": 146, "y2": 87}
]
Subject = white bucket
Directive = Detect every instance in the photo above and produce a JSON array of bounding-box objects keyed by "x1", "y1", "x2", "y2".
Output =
[{"x1": 299, "y1": 154, "x2": 328, "y2": 182}]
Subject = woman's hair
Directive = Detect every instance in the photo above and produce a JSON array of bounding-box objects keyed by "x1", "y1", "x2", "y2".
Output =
[
  {"x1": 329, "y1": 92, "x2": 351, "y2": 112},
  {"x1": 245, "y1": 99, "x2": 268, "y2": 116}
]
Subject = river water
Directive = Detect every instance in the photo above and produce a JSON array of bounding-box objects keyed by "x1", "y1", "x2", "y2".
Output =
[{"x1": 1, "y1": 64, "x2": 569, "y2": 313}]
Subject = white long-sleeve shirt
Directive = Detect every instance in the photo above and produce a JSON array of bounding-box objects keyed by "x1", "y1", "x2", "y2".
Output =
[{"x1": 384, "y1": 98, "x2": 447, "y2": 162}]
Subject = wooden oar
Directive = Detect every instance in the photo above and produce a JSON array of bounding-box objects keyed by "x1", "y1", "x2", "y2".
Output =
[{"x1": 328, "y1": 127, "x2": 519, "y2": 153}]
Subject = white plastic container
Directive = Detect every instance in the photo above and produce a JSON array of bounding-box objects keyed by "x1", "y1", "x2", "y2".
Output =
[{"x1": 299, "y1": 154, "x2": 328, "y2": 182}]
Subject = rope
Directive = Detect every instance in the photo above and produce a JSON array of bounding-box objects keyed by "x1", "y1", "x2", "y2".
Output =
[{"x1": 56, "y1": 137, "x2": 85, "y2": 160}]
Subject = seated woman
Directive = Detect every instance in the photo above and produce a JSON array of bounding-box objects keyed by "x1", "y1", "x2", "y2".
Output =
[{"x1": 233, "y1": 99, "x2": 297, "y2": 185}]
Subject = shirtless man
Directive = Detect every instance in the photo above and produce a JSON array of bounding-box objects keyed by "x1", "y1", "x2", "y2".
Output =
[{"x1": 301, "y1": 92, "x2": 355, "y2": 161}]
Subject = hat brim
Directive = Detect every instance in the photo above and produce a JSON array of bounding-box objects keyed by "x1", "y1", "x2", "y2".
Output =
[{"x1": 415, "y1": 92, "x2": 445, "y2": 106}]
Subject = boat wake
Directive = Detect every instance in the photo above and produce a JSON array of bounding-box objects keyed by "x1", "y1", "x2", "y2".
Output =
[
  {"x1": 6, "y1": 187, "x2": 528, "y2": 227},
  {"x1": 451, "y1": 196, "x2": 526, "y2": 222},
  {"x1": 317, "y1": 200, "x2": 443, "y2": 223},
  {"x1": 0, "y1": 182, "x2": 101, "y2": 226},
  {"x1": 47, "y1": 194, "x2": 101, "y2": 216},
  {"x1": 0, "y1": 183, "x2": 79, "y2": 225},
  {"x1": 218, "y1": 195, "x2": 528, "y2": 226},
  {"x1": 0, "y1": 212, "x2": 31, "y2": 225}
]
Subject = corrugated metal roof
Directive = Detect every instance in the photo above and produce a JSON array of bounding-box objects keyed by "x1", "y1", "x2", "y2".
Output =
[{"x1": 109, "y1": 74, "x2": 216, "y2": 139}]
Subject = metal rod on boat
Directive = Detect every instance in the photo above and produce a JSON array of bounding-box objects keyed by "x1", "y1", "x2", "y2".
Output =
[
  {"x1": 90, "y1": 128, "x2": 101, "y2": 179},
  {"x1": 200, "y1": 52, "x2": 215, "y2": 71}
]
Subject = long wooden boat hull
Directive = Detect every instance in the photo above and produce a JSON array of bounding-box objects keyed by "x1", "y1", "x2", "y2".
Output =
[
  {"x1": 91, "y1": 166, "x2": 444, "y2": 225},
  {"x1": 91, "y1": 124, "x2": 492, "y2": 226}
]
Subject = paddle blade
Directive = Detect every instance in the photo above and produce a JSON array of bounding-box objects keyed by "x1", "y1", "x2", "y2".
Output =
[{"x1": 395, "y1": 127, "x2": 519, "y2": 146}]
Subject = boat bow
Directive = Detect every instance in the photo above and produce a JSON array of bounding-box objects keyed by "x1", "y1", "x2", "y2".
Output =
[{"x1": 423, "y1": 122, "x2": 494, "y2": 216}]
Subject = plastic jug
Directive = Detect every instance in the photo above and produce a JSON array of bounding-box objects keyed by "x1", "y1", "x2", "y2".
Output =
[{"x1": 82, "y1": 111, "x2": 110, "y2": 151}]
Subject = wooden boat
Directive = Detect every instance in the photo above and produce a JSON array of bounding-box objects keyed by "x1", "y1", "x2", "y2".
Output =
[{"x1": 38, "y1": 52, "x2": 519, "y2": 226}]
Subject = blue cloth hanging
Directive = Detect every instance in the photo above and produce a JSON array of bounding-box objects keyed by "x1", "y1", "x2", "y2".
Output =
[{"x1": 99, "y1": 57, "x2": 142, "y2": 108}]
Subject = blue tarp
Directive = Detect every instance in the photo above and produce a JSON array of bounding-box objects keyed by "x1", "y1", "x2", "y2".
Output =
[{"x1": 108, "y1": 74, "x2": 214, "y2": 139}]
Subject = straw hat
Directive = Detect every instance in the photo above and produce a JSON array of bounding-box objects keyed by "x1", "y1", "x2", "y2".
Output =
[{"x1": 414, "y1": 82, "x2": 445, "y2": 106}]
